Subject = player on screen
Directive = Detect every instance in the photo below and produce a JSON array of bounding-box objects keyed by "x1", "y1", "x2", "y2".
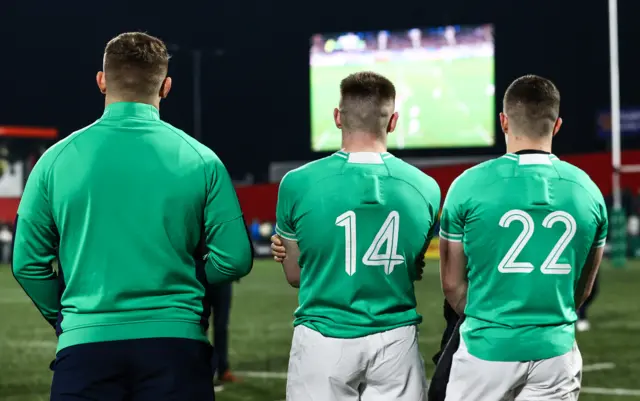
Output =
[
  {"x1": 443, "y1": 26, "x2": 457, "y2": 46},
  {"x1": 272, "y1": 71, "x2": 440, "y2": 401},
  {"x1": 408, "y1": 28, "x2": 422, "y2": 49},
  {"x1": 377, "y1": 30, "x2": 389, "y2": 51},
  {"x1": 439, "y1": 75, "x2": 607, "y2": 401},
  {"x1": 338, "y1": 32, "x2": 362, "y2": 52},
  {"x1": 12, "y1": 32, "x2": 253, "y2": 401}
]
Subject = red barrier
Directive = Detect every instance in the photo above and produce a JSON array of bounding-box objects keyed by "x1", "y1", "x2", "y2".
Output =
[
  {"x1": 235, "y1": 150, "x2": 640, "y2": 222},
  {"x1": 1, "y1": 150, "x2": 639, "y2": 224}
]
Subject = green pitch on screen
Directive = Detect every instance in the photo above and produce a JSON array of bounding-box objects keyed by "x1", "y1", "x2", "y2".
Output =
[{"x1": 310, "y1": 57, "x2": 495, "y2": 151}]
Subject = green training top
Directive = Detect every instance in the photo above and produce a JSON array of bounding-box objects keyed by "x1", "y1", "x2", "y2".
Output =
[
  {"x1": 276, "y1": 151, "x2": 441, "y2": 338},
  {"x1": 12, "y1": 102, "x2": 253, "y2": 352},
  {"x1": 440, "y1": 151, "x2": 608, "y2": 362}
]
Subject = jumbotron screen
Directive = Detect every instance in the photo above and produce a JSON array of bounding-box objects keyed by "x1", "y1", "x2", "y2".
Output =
[{"x1": 309, "y1": 24, "x2": 495, "y2": 151}]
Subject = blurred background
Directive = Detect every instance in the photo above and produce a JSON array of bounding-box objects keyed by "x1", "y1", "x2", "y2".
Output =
[{"x1": 1, "y1": 0, "x2": 640, "y2": 400}]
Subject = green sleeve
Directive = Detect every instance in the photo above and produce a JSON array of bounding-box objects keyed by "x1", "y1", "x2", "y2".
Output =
[
  {"x1": 202, "y1": 154, "x2": 253, "y2": 284},
  {"x1": 12, "y1": 157, "x2": 60, "y2": 328},
  {"x1": 439, "y1": 175, "x2": 467, "y2": 242},
  {"x1": 275, "y1": 173, "x2": 297, "y2": 241},
  {"x1": 594, "y1": 197, "x2": 609, "y2": 248},
  {"x1": 424, "y1": 178, "x2": 442, "y2": 244}
]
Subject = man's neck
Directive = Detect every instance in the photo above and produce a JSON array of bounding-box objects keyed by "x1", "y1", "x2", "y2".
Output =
[
  {"x1": 341, "y1": 132, "x2": 387, "y2": 153},
  {"x1": 506, "y1": 134, "x2": 552, "y2": 154},
  {"x1": 105, "y1": 96, "x2": 160, "y2": 110}
]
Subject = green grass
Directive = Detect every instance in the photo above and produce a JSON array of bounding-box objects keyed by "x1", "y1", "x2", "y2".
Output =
[
  {"x1": 1, "y1": 260, "x2": 640, "y2": 400},
  {"x1": 310, "y1": 57, "x2": 495, "y2": 151}
]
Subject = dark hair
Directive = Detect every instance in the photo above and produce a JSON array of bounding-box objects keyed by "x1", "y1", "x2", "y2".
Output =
[
  {"x1": 104, "y1": 32, "x2": 169, "y2": 98},
  {"x1": 339, "y1": 71, "x2": 396, "y2": 136},
  {"x1": 503, "y1": 75, "x2": 560, "y2": 137}
]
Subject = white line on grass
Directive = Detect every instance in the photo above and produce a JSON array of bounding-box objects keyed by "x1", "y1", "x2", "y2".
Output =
[
  {"x1": 582, "y1": 387, "x2": 640, "y2": 396},
  {"x1": 6, "y1": 340, "x2": 56, "y2": 348},
  {"x1": 583, "y1": 362, "x2": 616, "y2": 372},
  {"x1": 237, "y1": 371, "x2": 287, "y2": 379}
]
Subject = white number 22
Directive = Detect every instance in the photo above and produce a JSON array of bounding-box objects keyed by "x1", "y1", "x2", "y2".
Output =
[
  {"x1": 335, "y1": 211, "x2": 405, "y2": 276},
  {"x1": 498, "y1": 210, "x2": 577, "y2": 275}
]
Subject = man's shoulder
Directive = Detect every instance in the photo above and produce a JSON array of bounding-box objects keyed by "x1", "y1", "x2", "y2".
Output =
[
  {"x1": 35, "y1": 121, "x2": 104, "y2": 171},
  {"x1": 553, "y1": 159, "x2": 604, "y2": 202},
  {"x1": 157, "y1": 121, "x2": 219, "y2": 164},
  {"x1": 386, "y1": 156, "x2": 440, "y2": 198},
  {"x1": 281, "y1": 155, "x2": 339, "y2": 188},
  {"x1": 450, "y1": 158, "x2": 499, "y2": 189}
]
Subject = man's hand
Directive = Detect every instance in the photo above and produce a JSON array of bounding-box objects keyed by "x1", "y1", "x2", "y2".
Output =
[{"x1": 271, "y1": 234, "x2": 286, "y2": 262}]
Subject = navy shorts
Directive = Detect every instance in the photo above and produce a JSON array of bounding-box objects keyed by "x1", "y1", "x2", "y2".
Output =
[{"x1": 50, "y1": 338, "x2": 214, "y2": 401}]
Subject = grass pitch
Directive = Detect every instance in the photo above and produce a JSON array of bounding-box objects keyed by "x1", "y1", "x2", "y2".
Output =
[
  {"x1": 1, "y1": 260, "x2": 639, "y2": 400},
  {"x1": 310, "y1": 57, "x2": 495, "y2": 151}
]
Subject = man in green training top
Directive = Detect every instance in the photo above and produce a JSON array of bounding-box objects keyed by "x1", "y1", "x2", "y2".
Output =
[
  {"x1": 272, "y1": 71, "x2": 440, "y2": 401},
  {"x1": 12, "y1": 32, "x2": 253, "y2": 401},
  {"x1": 440, "y1": 75, "x2": 607, "y2": 401}
]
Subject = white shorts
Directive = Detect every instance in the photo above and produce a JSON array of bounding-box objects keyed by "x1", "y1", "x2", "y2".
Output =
[
  {"x1": 286, "y1": 324, "x2": 428, "y2": 401},
  {"x1": 445, "y1": 338, "x2": 582, "y2": 401}
]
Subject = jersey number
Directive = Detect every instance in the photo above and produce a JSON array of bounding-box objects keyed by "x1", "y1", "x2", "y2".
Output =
[
  {"x1": 335, "y1": 211, "x2": 405, "y2": 276},
  {"x1": 498, "y1": 210, "x2": 577, "y2": 275}
]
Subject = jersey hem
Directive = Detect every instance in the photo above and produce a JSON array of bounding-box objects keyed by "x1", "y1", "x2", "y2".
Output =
[
  {"x1": 275, "y1": 225, "x2": 297, "y2": 241},
  {"x1": 56, "y1": 320, "x2": 208, "y2": 353},
  {"x1": 295, "y1": 318, "x2": 421, "y2": 339},
  {"x1": 440, "y1": 230, "x2": 463, "y2": 242}
]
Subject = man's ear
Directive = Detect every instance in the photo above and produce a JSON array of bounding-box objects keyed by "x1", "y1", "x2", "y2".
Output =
[
  {"x1": 334, "y1": 108, "x2": 342, "y2": 129},
  {"x1": 96, "y1": 71, "x2": 107, "y2": 94},
  {"x1": 552, "y1": 117, "x2": 562, "y2": 137},
  {"x1": 387, "y1": 111, "x2": 399, "y2": 133},
  {"x1": 499, "y1": 112, "x2": 508, "y2": 134},
  {"x1": 160, "y1": 77, "x2": 172, "y2": 99}
]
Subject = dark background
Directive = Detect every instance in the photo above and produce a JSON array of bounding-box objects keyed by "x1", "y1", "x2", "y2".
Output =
[{"x1": 0, "y1": 0, "x2": 639, "y2": 181}]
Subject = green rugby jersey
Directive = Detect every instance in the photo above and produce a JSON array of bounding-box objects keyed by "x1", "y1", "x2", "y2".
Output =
[
  {"x1": 276, "y1": 151, "x2": 441, "y2": 338},
  {"x1": 12, "y1": 102, "x2": 253, "y2": 352},
  {"x1": 440, "y1": 151, "x2": 608, "y2": 362}
]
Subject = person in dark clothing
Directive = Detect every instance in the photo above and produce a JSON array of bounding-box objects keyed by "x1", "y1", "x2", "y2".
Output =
[
  {"x1": 428, "y1": 301, "x2": 462, "y2": 401},
  {"x1": 211, "y1": 282, "x2": 239, "y2": 384}
]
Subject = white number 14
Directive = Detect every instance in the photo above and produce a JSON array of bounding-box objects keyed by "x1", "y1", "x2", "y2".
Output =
[{"x1": 335, "y1": 211, "x2": 405, "y2": 276}]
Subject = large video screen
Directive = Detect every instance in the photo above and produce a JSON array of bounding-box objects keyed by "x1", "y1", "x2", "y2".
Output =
[{"x1": 310, "y1": 24, "x2": 495, "y2": 151}]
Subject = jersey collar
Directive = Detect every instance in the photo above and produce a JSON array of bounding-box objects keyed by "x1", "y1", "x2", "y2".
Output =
[
  {"x1": 502, "y1": 150, "x2": 559, "y2": 165},
  {"x1": 335, "y1": 150, "x2": 393, "y2": 164},
  {"x1": 101, "y1": 102, "x2": 161, "y2": 121}
]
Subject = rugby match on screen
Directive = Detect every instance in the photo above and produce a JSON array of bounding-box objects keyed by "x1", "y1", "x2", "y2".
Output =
[{"x1": 310, "y1": 25, "x2": 495, "y2": 151}]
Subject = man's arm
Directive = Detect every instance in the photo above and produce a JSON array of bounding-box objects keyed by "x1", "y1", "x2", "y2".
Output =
[
  {"x1": 275, "y1": 173, "x2": 302, "y2": 287},
  {"x1": 281, "y1": 238, "x2": 301, "y2": 288},
  {"x1": 439, "y1": 239, "x2": 468, "y2": 315},
  {"x1": 12, "y1": 158, "x2": 60, "y2": 328},
  {"x1": 438, "y1": 175, "x2": 468, "y2": 315},
  {"x1": 202, "y1": 154, "x2": 253, "y2": 284},
  {"x1": 575, "y1": 246, "x2": 604, "y2": 309},
  {"x1": 575, "y1": 204, "x2": 608, "y2": 308}
]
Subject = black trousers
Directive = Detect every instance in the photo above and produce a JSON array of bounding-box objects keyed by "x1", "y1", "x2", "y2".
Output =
[
  {"x1": 50, "y1": 338, "x2": 214, "y2": 401},
  {"x1": 428, "y1": 300, "x2": 463, "y2": 401},
  {"x1": 210, "y1": 282, "x2": 232, "y2": 377}
]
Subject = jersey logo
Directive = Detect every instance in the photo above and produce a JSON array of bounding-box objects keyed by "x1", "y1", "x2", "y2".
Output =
[
  {"x1": 498, "y1": 210, "x2": 577, "y2": 275},
  {"x1": 335, "y1": 211, "x2": 405, "y2": 276}
]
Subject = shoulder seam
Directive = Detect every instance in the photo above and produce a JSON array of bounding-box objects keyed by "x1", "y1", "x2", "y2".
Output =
[
  {"x1": 158, "y1": 121, "x2": 212, "y2": 193},
  {"x1": 45, "y1": 119, "x2": 102, "y2": 183},
  {"x1": 387, "y1": 176, "x2": 438, "y2": 210}
]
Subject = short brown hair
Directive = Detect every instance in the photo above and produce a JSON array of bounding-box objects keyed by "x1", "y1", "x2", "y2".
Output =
[
  {"x1": 339, "y1": 71, "x2": 396, "y2": 136},
  {"x1": 104, "y1": 32, "x2": 169, "y2": 98},
  {"x1": 503, "y1": 75, "x2": 560, "y2": 137}
]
